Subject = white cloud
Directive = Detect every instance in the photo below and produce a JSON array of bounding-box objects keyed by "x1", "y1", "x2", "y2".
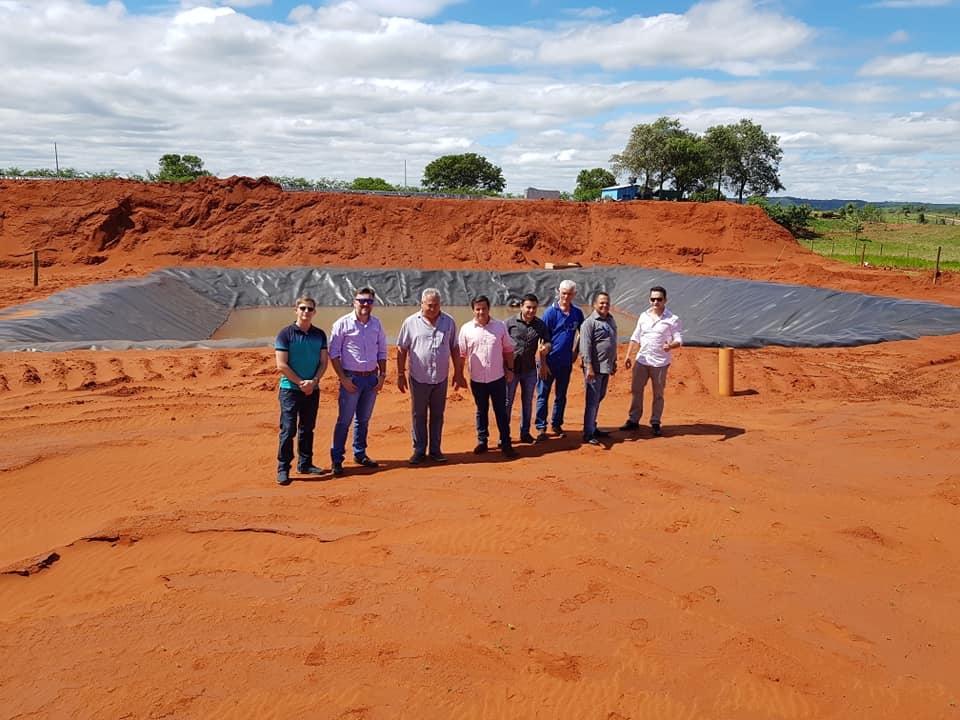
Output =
[
  {"x1": 859, "y1": 52, "x2": 960, "y2": 81},
  {"x1": 0, "y1": 0, "x2": 957, "y2": 201}
]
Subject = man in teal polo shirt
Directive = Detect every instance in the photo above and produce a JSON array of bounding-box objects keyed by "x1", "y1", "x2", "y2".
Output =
[{"x1": 275, "y1": 296, "x2": 329, "y2": 486}]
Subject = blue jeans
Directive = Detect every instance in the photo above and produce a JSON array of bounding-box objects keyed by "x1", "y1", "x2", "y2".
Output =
[
  {"x1": 409, "y1": 377, "x2": 448, "y2": 456},
  {"x1": 535, "y1": 358, "x2": 573, "y2": 431},
  {"x1": 330, "y1": 373, "x2": 380, "y2": 464},
  {"x1": 506, "y1": 367, "x2": 538, "y2": 438},
  {"x1": 470, "y1": 377, "x2": 511, "y2": 446},
  {"x1": 582, "y1": 370, "x2": 610, "y2": 440},
  {"x1": 277, "y1": 387, "x2": 320, "y2": 472}
]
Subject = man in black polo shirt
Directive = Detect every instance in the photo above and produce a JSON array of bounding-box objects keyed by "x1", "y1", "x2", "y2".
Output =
[
  {"x1": 274, "y1": 296, "x2": 329, "y2": 485},
  {"x1": 505, "y1": 293, "x2": 552, "y2": 444}
]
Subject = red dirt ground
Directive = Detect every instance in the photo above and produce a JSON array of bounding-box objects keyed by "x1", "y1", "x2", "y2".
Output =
[{"x1": 1, "y1": 177, "x2": 958, "y2": 719}]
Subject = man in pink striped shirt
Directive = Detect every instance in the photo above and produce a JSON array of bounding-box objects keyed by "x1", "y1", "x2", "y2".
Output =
[{"x1": 458, "y1": 295, "x2": 518, "y2": 458}]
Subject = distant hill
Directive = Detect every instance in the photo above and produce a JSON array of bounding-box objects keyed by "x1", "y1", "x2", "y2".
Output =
[{"x1": 770, "y1": 197, "x2": 960, "y2": 212}]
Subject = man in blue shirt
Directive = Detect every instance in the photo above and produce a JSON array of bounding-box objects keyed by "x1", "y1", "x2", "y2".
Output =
[
  {"x1": 535, "y1": 279, "x2": 585, "y2": 440},
  {"x1": 275, "y1": 296, "x2": 329, "y2": 486}
]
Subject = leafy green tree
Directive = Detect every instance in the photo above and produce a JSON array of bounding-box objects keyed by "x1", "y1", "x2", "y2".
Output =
[
  {"x1": 724, "y1": 119, "x2": 784, "y2": 203},
  {"x1": 610, "y1": 117, "x2": 684, "y2": 192},
  {"x1": 149, "y1": 154, "x2": 212, "y2": 183},
  {"x1": 350, "y1": 177, "x2": 395, "y2": 191},
  {"x1": 702, "y1": 124, "x2": 739, "y2": 198},
  {"x1": 748, "y1": 196, "x2": 812, "y2": 236},
  {"x1": 573, "y1": 168, "x2": 616, "y2": 201},
  {"x1": 664, "y1": 132, "x2": 712, "y2": 200},
  {"x1": 422, "y1": 153, "x2": 505, "y2": 193}
]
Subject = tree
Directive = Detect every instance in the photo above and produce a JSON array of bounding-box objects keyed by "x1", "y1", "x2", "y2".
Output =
[
  {"x1": 609, "y1": 117, "x2": 683, "y2": 192},
  {"x1": 702, "y1": 124, "x2": 739, "y2": 199},
  {"x1": 350, "y1": 177, "x2": 395, "y2": 191},
  {"x1": 149, "y1": 154, "x2": 212, "y2": 183},
  {"x1": 663, "y1": 132, "x2": 712, "y2": 200},
  {"x1": 573, "y1": 168, "x2": 616, "y2": 201},
  {"x1": 723, "y1": 119, "x2": 784, "y2": 203},
  {"x1": 422, "y1": 153, "x2": 505, "y2": 193}
]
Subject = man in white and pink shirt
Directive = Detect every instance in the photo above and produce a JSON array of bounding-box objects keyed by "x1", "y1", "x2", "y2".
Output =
[{"x1": 458, "y1": 295, "x2": 518, "y2": 458}]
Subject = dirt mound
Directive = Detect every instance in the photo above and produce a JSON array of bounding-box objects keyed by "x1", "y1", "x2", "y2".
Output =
[
  {"x1": 1, "y1": 177, "x2": 956, "y2": 308},
  {"x1": 0, "y1": 176, "x2": 799, "y2": 269}
]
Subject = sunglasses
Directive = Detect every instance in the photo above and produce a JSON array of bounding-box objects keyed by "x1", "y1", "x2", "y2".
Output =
[
  {"x1": 649, "y1": 297, "x2": 665, "y2": 303},
  {"x1": 298, "y1": 305, "x2": 316, "y2": 312},
  {"x1": 355, "y1": 298, "x2": 374, "y2": 305}
]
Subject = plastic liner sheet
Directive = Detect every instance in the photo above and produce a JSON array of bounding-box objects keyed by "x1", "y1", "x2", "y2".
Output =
[{"x1": 1, "y1": 265, "x2": 959, "y2": 352}]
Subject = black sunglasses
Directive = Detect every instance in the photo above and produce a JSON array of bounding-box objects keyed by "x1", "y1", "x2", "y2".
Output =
[
  {"x1": 649, "y1": 297, "x2": 665, "y2": 302},
  {"x1": 355, "y1": 298, "x2": 374, "y2": 304},
  {"x1": 298, "y1": 305, "x2": 316, "y2": 312}
]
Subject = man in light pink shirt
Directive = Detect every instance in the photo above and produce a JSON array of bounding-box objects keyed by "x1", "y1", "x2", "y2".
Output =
[{"x1": 458, "y1": 294, "x2": 517, "y2": 458}]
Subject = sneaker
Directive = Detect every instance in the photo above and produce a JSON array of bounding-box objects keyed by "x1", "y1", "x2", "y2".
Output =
[
  {"x1": 594, "y1": 429, "x2": 611, "y2": 438},
  {"x1": 409, "y1": 453, "x2": 425, "y2": 465},
  {"x1": 550, "y1": 426, "x2": 566, "y2": 438},
  {"x1": 354, "y1": 455, "x2": 380, "y2": 468},
  {"x1": 332, "y1": 463, "x2": 345, "y2": 477},
  {"x1": 583, "y1": 436, "x2": 601, "y2": 446},
  {"x1": 651, "y1": 423, "x2": 663, "y2": 437},
  {"x1": 519, "y1": 433, "x2": 536, "y2": 444},
  {"x1": 473, "y1": 442, "x2": 488, "y2": 455},
  {"x1": 501, "y1": 445, "x2": 518, "y2": 459},
  {"x1": 430, "y1": 453, "x2": 448, "y2": 463},
  {"x1": 535, "y1": 431, "x2": 549, "y2": 442},
  {"x1": 297, "y1": 465, "x2": 326, "y2": 475},
  {"x1": 619, "y1": 420, "x2": 640, "y2": 431},
  {"x1": 276, "y1": 470, "x2": 291, "y2": 486}
]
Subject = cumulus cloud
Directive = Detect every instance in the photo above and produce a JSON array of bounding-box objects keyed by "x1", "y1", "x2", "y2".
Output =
[
  {"x1": 0, "y1": 0, "x2": 957, "y2": 201},
  {"x1": 859, "y1": 52, "x2": 960, "y2": 81}
]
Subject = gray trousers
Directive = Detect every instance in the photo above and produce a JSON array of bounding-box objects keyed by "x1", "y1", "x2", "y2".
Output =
[
  {"x1": 628, "y1": 363, "x2": 670, "y2": 425},
  {"x1": 410, "y1": 377, "x2": 449, "y2": 456}
]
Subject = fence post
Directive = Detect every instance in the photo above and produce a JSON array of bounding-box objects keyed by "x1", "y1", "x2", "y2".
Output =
[
  {"x1": 934, "y1": 246, "x2": 942, "y2": 284},
  {"x1": 33, "y1": 250, "x2": 39, "y2": 287}
]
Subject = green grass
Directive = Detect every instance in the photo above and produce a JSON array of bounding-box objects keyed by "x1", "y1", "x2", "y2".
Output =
[{"x1": 804, "y1": 217, "x2": 960, "y2": 272}]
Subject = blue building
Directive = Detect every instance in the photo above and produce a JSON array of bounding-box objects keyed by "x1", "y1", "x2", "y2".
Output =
[{"x1": 599, "y1": 183, "x2": 641, "y2": 201}]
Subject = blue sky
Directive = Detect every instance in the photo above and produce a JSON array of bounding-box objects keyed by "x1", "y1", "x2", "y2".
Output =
[{"x1": 3, "y1": 0, "x2": 959, "y2": 201}]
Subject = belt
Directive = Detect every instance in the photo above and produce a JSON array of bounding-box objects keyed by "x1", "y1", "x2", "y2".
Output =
[{"x1": 346, "y1": 370, "x2": 378, "y2": 377}]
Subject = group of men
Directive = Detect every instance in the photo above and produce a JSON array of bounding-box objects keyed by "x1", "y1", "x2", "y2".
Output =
[{"x1": 273, "y1": 280, "x2": 683, "y2": 485}]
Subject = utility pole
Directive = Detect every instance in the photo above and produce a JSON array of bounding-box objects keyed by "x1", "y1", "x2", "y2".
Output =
[
  {"x1": 403, "y1": 160, "x2": 407, "y2": 189},
  {"x1": 54, "y1": 142, "x2": 60, "y2": 176}
]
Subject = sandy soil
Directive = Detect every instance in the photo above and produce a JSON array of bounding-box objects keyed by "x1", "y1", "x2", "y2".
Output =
[{"x1": 1, "y1": 179, "x2": 959, "y2": 719}]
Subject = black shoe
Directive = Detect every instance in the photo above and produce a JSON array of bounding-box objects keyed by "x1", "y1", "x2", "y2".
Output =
[
  {"x1": 276, "y1": 470, "x2": 291, "y2": 486},
  {"x1": 583, "y1": 436, "x2": 601, "y2": 446},
  {"x1": 409, "y1": 453, "x2": 425, "y2": 465},
  {"x1": 430, "y1": 453, "x2": 448, "y2": 463},
  {"x1": 473, "y1": 443, "x2": 488, "y2": 455},
  {"x1": 332, "y1": 463, "x2": 345, "y2": 477},
  {"x1": 551, "y1": 426, "x2": 566, "y2": 438},
  {"x1": 620, "y1": 420, "x2": 640, "y2": 431},
  {"x1": 651, "y1": 423, "x2": 663, "y2": 437},
  {"x1": 297, "y1": 465, "x2": 326, "y2": 475},
  {"x1": 594, "y1": 429, "x2": 611, "y2": 438},
  {"x1": 535, "y1": 431, "x2": 549, "y2": 442},
  {"x1": 354, "y1": 455, "x2": 380, "y2": 468},
  {"x1": 501, "y1": 445, "x2": 518, "y2": 459},
  {"x1": 519, "y1": 433, "x2": 535, "y2": 444}
]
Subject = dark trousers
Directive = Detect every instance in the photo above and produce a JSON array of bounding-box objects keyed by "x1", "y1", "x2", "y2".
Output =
[
  {"x1": 470, "y1": 377, "x2": 511, "y2": 447},
  {"x1": 277, "y1": 387, "x2": 320, "y2": 472}
]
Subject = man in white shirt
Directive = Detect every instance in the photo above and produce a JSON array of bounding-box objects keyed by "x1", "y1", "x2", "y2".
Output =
[
  {"x1": 620, "y1": 285, "x2": 683, "y2": 437},
  {"x1": 458, "y1": 295, "x2": 518, "y2": 458}
]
